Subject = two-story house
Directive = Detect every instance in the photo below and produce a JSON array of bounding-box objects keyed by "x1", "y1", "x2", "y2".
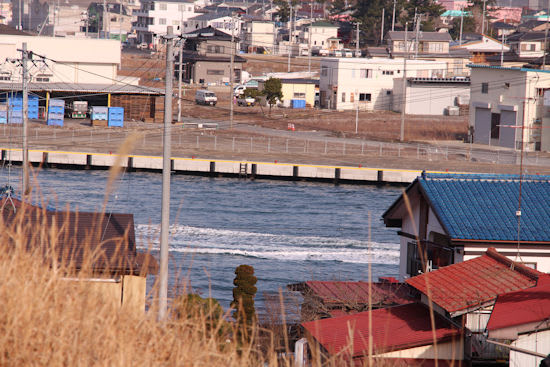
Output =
[
  {"x1": 180, "y1": 26, "x2": 246, "y2": 85},
  {"x1": 504, "y1": 31, "x2": 547, "y2": 64},
  {"x1": 368, "y1": 30, "x2": 470, "y2": 77},
  {"x1": 133, "y1": 0, "x2": 196, "y2": 46},
  {"x1": 300, "y1": 21, "x2": 340, "y2": 51},
  {"x1": 383, "y1": 171, "x2": 550, "y2": 280},
  {"x1": 468, "y1": 64, "x2": 550, "y2": 151},
  {"x1": 319, "y1": 57, "x2": 447, "y2": 110},
  {"x1": 241, "y1": 19, "x2": 275, "y2": 53},
  {"x1": 452, "y1": 34, "x2": 510, "y2": 64}
]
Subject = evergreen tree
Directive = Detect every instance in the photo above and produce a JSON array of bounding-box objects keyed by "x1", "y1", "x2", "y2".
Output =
[{"x1": 231, "y1": 264, "x2": 257, "y2": 326}]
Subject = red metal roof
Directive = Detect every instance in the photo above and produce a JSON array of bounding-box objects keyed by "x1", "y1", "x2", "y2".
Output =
[
  {"x1": 486, "y1": 275, "x2": 550, "y2": 331},
  {"x1": 405, "y1": 248, "x2": 541, "y2": 315},
  {"x1": 302, "y1": 303, "x2": 461, "y2": 358},
  {"x1": 295, "y1": 280, "x2": 414, "y2": 307}
]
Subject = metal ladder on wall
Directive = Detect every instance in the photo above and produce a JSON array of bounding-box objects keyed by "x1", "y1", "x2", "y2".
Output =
[{"x1": 239, "y1": 163, "x2": 247, "y2": 179}]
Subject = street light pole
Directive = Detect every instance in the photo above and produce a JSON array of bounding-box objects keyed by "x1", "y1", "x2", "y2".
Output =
[
  {"x1": 22, "y1": 43, "x2": 29, "y2": 196},
  {"x1": 391, "y1": 0, "x2": 396, "y2": 31},
  {"x1": 230, "y1": 13, "x2": 235, "y2": 129}
]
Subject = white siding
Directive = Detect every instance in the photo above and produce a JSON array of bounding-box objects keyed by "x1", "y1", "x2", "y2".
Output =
[{"x1": 510, "y1": 329, "x2": 550, "y2": 367}]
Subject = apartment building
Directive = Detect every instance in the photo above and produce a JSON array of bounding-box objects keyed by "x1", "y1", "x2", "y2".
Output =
[
  {"x1": 242, "y1": 20, "x2": 275, "y2": 53},
  {"x1": 133, "y1": 0, "x2": 196, "y2": 45},
  {"x1": 319, "y1": 57, "x2": 447, "y2": 111}
]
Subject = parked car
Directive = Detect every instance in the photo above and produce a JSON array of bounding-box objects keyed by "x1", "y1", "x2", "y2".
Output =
[
  {"x1": 318, "y1": 49, "x2": 329, "y2": 56},
  {"x1": 137, "y1": 43, "x2": 148, "y2": 49},
  {"x1": 343, "y1": 49, "x2": 353, "y2": 57},
  {"x1": 329, "y1": 49, "x2": 342, "y2": 57},
  {"x1": 354, "y1": 49, "x2": 362, "y2": 57},
  {"x1": 234, "y1": 85, "x2": 247, "y2": 96},
  {"x1": 237, "y1": 96, "x2": 255, "y2": 107},
  {"x1": 195, "y1": 90, "x2": 217, "y2": 106}
]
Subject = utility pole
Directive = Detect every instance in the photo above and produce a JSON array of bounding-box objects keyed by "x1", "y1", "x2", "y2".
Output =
[
  {"x1": 288, "y1": 0, "x2": 292, "y2": 72},
  {"x1": 355, "y1": 21, "x2": 360, "y2": 55},
  {"x1": 230, "y1": 13, "x2": 235, "y2": 128},
  {"x1": 119, "y1": 0, "x2": 123, "y2": 44},
  {"x1": 400, "y1": 23, "x2": 407, "y2": 142},
  {"x1": 481, "y1": 0, "x2": 486, "y2": 35},
  {"x1": 392, "y1": 0, "x2": 396, "y2": 31},
  {"x1": 18, "y1": 0, "x2": 21, "y2": 30},
  {"x1": 500, "y1": 32, "x2": 505, "y2": 66},
  {"x1": 543, "y1": 0, "x2": 550, "y2": 69},
  {"x1": 103, "y1": 0, "x2": 107, "y2": 38},
  {"x1": 308, "y1": 2, "x2": 313, "y2": 73},
  {"x1": 459, "y1": 6, "x2": 464, "y2": 45},
  {"x1": 178, "y1": 38, "x2": 183, "y2": 122},
  {"x1": 355, "y1": 89, "x2": 359, "y2": 133},
  {"x1": 21, "y1": 43, "x2": 29, "y2": 195},
  {"x1": 159, "y1": 26, "x2": 175, "y2": 321},
  {"x1": 380, "y1": 8, "x2": 384, "y2": 44},
  {"x1": 414, "y1": 14, "x2": 420, "y2": 59}
]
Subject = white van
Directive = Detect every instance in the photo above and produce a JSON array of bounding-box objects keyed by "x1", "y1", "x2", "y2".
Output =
[{"x1": 195, "y1": 90, "x2": 217, "y2": 106}]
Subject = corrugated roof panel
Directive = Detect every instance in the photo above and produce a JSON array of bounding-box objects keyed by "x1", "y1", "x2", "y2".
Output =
[
  {"x1": 302, "y1": 303, "x2": 461, "y2": 357},
  {"x1": 406, "y1": 248, "x2": 541, "y2": 314}
]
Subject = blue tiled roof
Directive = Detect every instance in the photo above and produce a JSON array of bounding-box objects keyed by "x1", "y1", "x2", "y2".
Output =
[{"x1": 418, "y1": 173, "x2": 550, "y2": 242}]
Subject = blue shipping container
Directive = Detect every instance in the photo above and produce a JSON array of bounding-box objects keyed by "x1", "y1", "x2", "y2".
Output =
[
  {"x1": 47, "y1": 118, "x2": 64, "y2": 127},
  {"x1": 91, "y1": 106, "x2": 108, "y2": 121},
  {"x1": 292, "y1": 99, "x2": 306, "y2": 109},
  {"x1": 49, "y1": 99, "x2": 65, "y2": 107},
  {"x1": 108, "y1": 107, "x2": 124, "y2": 127}
]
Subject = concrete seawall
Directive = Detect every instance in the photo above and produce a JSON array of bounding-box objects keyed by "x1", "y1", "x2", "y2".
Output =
[{"x1": 0, "y1": 148, "x2": 431, "y2": 185}]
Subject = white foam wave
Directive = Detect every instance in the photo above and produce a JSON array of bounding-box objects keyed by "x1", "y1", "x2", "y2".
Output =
[{"x1": 135, "y1": 224, "x2": 399, "y2": 265}]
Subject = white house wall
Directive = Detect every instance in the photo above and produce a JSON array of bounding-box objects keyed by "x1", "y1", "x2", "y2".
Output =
[
  {"x1": 375, "y1": 340, "x2": 464, "y2": 360},
  {"x1": 469, "y1": 67, "x2": 550, "y2": 151},
  {"x1": 319, "y1": 58, "x2": 447, "y2": 111},
  {"x1": 0, "y1": 35, "x2": 120, "y2": 85},
  {"x1": 510, "y1": 329, "x2": 550, "y2": 367},
  {"x1": 463, "y1": 247, "x2": 550, "y2": 273},
  {"x1": 392, "y1": 79, "x2": 470, "y2": 115}
]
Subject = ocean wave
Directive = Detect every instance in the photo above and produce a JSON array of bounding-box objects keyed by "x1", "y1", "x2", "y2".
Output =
[{"x1": 135, "y1": 224, "x2": 400, "y2": 265}]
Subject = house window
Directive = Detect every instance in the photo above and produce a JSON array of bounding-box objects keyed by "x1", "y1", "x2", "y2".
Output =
[
  {"x1": 207, "y1": 45, "x2": 224, "y2": 54},
  {"x1": 0, "y1": 74, "x2": 10, "y2": 81},
  {"x1": 360, "y1": 69, "x2": 372, "y2": 78},
  {"x1": 293, "y1": 92, "x2": 306, "y2": 98},
  {"x1": 159, "y1": 3, "x2": 167, "y2": 10},
  {"x1": 382, "y1": 70, "x2": 394, "y2": 75},
  {"x1": 172, "y1": 20, "x2": 179, "y2": 26},
  {"x1": 178, "y1": 4, "x2": 185, "y2": 11},
  {"x1": 35, "y1": 74, "x2": 52, "y2": 82},
  {"x1": 206, "y1": 69, "x2": 224, "y2": 75},
  {"x1": 341, "y1": 92, "x2": 346, "y2": 102},
  {"x1": 481, "y1": 82, "x2": 489, "y2": 94},
  {"x1": 159, "y1": 18, "x2": 166, "y2": 25},
  {"x1": 359, "y1": 93, "x2": 371, "y2": 101},
  {"x1": 521, "y1": 43, "x2": 536, "y2": 51},
  {"x1": 321, "y1": 66, "x2": 328, "y2": 77},
  {"x1": 491, "y1": 113, "x2": 500, "y2": 139},
  {"x1": 188, "y1": 6, "x2": 192, "y2": 11}
]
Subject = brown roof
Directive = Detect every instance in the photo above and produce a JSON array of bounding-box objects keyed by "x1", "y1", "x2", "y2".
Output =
[{"x1": 0, "y1": 197, "x2": 157, "y2": 276}]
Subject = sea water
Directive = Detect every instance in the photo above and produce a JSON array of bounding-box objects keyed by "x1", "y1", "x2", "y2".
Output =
[{"x1": 1, "y1": 167, "x2": 403, "y2": 313}]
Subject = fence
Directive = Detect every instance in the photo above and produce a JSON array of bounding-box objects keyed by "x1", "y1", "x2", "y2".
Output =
[{"x1": 0, "y1": 124, "x2": 548, "y2": 168}]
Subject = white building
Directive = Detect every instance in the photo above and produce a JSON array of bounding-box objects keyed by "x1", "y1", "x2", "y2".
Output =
[
  {"x1": 319, "y1": 57, "x2": 447, "y2": 111},
  {"x1": 183, "y1": 11, "x2": 241, "y2": 34},
  {"x1": 0, "y1": 35, "x2": 124, "y2": 85},
  {"x1": 300, "y1": 21, "x2": 339, "y2": 50},
  {"x1": 392, "y1": 77, "x2": 470, "y2": 115},
  {"x1": 242, "y1": 20, "x2": 275, "y2": 53},
  {"x1": 469, "y1": 64, "x2": 550, "y2": 152},
  {"x1": 133, "y1": 0, "x2": 196, "y2": 45}
]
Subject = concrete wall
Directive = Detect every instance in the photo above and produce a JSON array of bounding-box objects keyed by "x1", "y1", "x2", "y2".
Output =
[
  {"x1": 510, "y1": 329, "x2": 550, "y2": 367},
  {"x1": 376, "y1": 340, "x2": 464, "y2": 360}
]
